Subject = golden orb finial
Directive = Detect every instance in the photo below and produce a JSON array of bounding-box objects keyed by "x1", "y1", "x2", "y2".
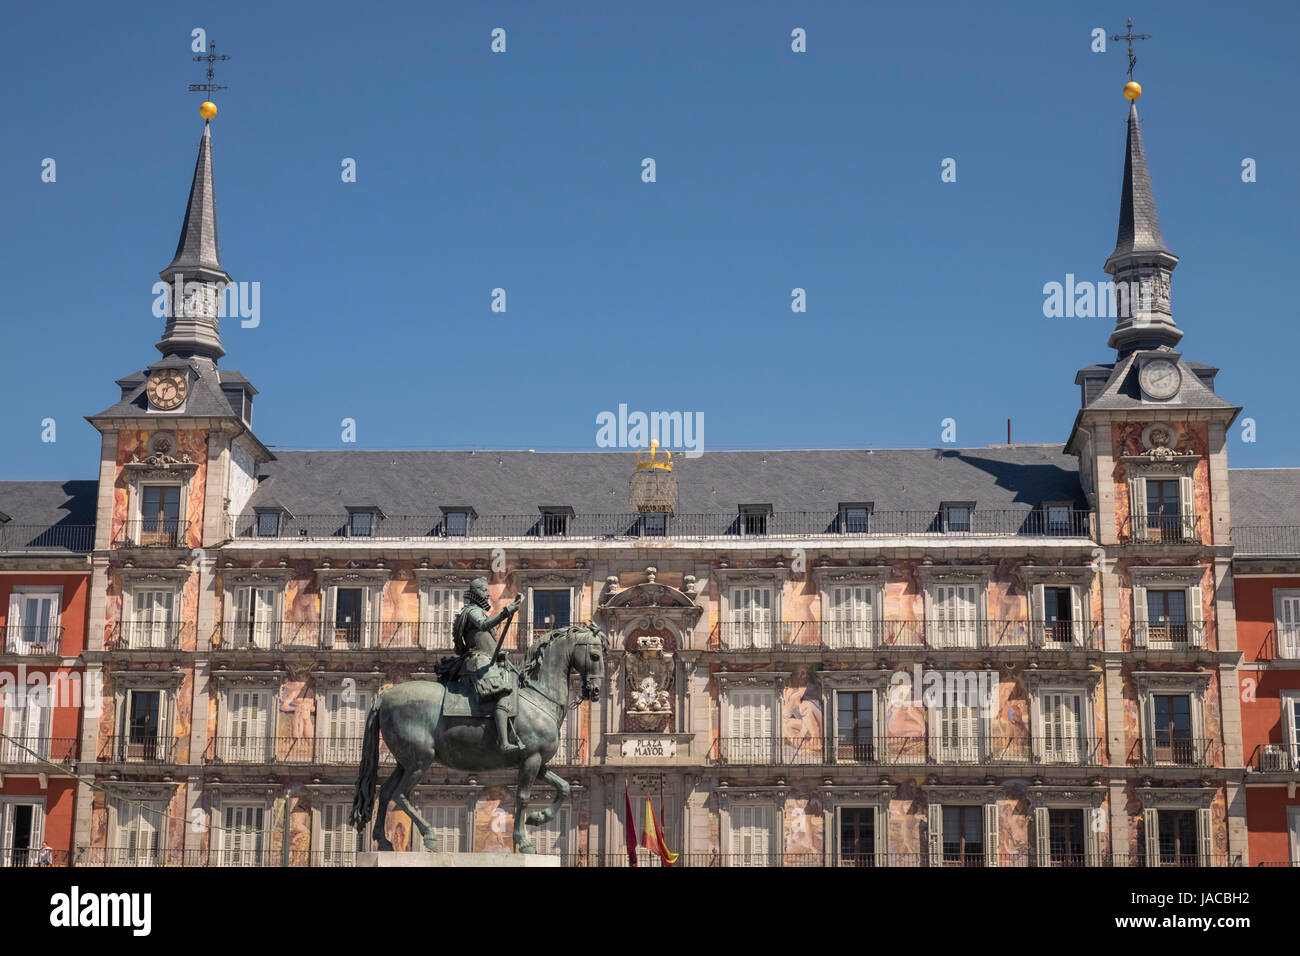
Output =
[
  {"x1": 1123, "y1": 81, "x2": 1142, "y2": 101},
  {"x1": 199, "y1": 101, "x2": 218, "y2": 120}
]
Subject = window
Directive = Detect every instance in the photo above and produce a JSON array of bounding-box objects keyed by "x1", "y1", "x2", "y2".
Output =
[
  {"x1": 739, "y1": 506, "x2": 771, "y2": 536},
  {"x1": 840, "y1": 506, "x2": 870, "y2": 534},
  {"x1": 728, "y1": 805, "x2": 775, "y2": 866},
  {"x1": 348, "y1": 511, "x2": 373, "y2": 537},
  {"x1": 1128, "y1": 472, "x2": 1195, "y2": 542},
  {"x1": 1046, "y1": 505, "x2": 1073, "y2": 535},
  {"x1": 444, "y1": 511, "x2": 469, "y2": 536},
  {"x1": 255, "y1": 511, "x2": 280, "y2": 537},
  {"x1": 825, "y1": 585, "x2": 874, "y2": 648},
  {"x1": 727, "y1": 690, "x2": 775, "y2": 763},
  {"x1": 221, "y1": 804, "x2": 266, "y2": 866},
  {"x1": 1152, "y1": 694, "x2": 1193, "y2": 765},
  {"x1": 1289, "y1": 807, "x2": 1300, "y2": 866},
  {"x1": 321, "y1": 803, "x2": 357, "y2": 865},
  {"x1": 116, "y1": 800, "x2": 161, "y2": 866},
  {"x1": 532, "y1": 589, "x2": 571, "y2": 634},
  {"x1": 839, "y1": 808, "x2": 875, "y2": 866},
  {"x1": 322, "y1": 686, "x2": 372, "y2": 765},
  {"x1": 933, "y1": 701, "x2": 981, "y2": 762},
  {"x1": 1274, "y1": 590, "x2": 1300, "y2": 660},
  {"x1": 141, "y1": 485, "x2": 182, "y2": 544},
  {"x1": 1043, "y1": 587, "x2": 1075, "y2": 643},
  {"x1": 930, "y1": 584, "x2": 980, "y2": 648},
  {"x1": 1158, "y1": 810, "x2": 1199, "y2": 867},
  {"x1": 6, "y1": 589, "x2": 60, "y2": 651},
  {"x1": 0, "y1": 685, "x2": 48, "y2": 763},
  {"x1": 417, "y1": 803, "x2": 466, "y2": 853},
  {"x1": 1132, "y1": 574, "x2": 1203, "y2": 648},
  {"x1": 232, "y1": 586, "x2": 277, "y2": 649},
  {"x1": 124, "y1": 689, "x2": 163, "y2": 761},
  {"x1": 225, "y1": 690, "x2": 272, "y2": 762},
  {"x1": 1039, "y1": 691, "x2": 1084, "y2": 763},
  {"x1": 941, "y1": 806, "x2": 984, "y2": 866},
  {"x1": 728, "y1": 587, "x2": 775, "y2": 649},
  {"x1": 539, "y1": 509, "x2": 570, "y2": 536},
  {"x1": 421, "y1": 586, "x2": 459, "y2": 649},
  {"x1": 1047, "y1": 809, "x2": 1086, "y2": 866},
  {"x1": 641, "y1": 513, "x2": 667, "y2": 536},
  {"x1": 1145, "y1": 480, "x2": 1180, "y2": 541},
  {"x1": 1146, "y1": 589, "x2": 1188, "y2": 644},
  {"x1": 332, "y1": 587, "x2": 367, "y2": 648},
  {"x1": 130, "y1": 589, "x2": 175, "y2": 648},
  {"x1": 0, "y1": 801, "x2": 44, "y2": 867},
  {"x1": 944, "y1": 506, "x2": 971, "y2": 533},
  {"x1": 1283, "y1": 691, "x2": 1300, "y2": 769},
  {"x1": 836, "y1": 691, "x2": 874, "y2": 762}
]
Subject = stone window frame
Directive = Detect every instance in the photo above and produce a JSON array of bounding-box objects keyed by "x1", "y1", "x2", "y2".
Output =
[
  {"x1": 924, "y1": 671, "x2": 993, "y2": 765},
  {"x1": 922, "y1": 784, "x2": 1002, "y2": 867},
  {"x1": 106, "y1": 784, "x2": 178, "y2": 861},
  {"x1": 1023, "y1": 669, "x2": 1102, "y2": 764},
  {"x1": 410, "y1": 785, "x2": 480, "y2": 854},
  {"x1": 220, "y1": 566, "x2": 293, "y2": 649},
  {"x1": 1122, "y1": 452, "x2": 1198, "y2": 542},
  {"x1": 822, "y1": 784, "x2": 891, "y2": 868},
  {"x1": 1288, "y1": 806, "x2": 1300, "y2": 866},
  {"x1": 1137, "y1": 786, "x2": 1215, "y2": 867},
  {"x1": 207, "y1": 784, "x2": 278, "y2": 866},
  {"x1": 122, "y1": 456, "x2": 196, "y2": 546},
  {"x1": 0, "y1": 796, "x2": 46, "y2": 867},
  {"x1": 314, "y1": 672, "x2": 383, "y2": 763},
  {"x1": 1129, "y1": 565, "x2": 1206, "y2": 649},
  {"x1": 1271, "y1": 588, "x2": 1300, "y2": 661},
  {"x1": 716, "y1": 784, "x2": 787, "y2": 864},
  {"x1": 817, "y1": 668, "x2": 891, "y2": 765},
  {"x1": 714, "y1": 567, "x2": 789, "y2": 649},
  {"x1": 212, "y1": 670, "x2": 284, "y2": 762},
  {"x1": 1279, "y1": 690, "x2": 1300, "y2": 764},
  {"x1": 118, "y1": 567, "x2": 189, "y2": 649},
  {"x1": 1132, "y1": 670, "x2": 1212, "y2": 767},
  {"x1": 316, "y1": 567, "x2": 390, "y2": 648},
  {"x1": 5, "y1": 584, "x2": 63, "y2": 648},
  {"x1": 813, "y1": 566, "x2": 890, "y2": 649},
  {"x1": 1021, "y1": 564, "x2": 1095, "y2": 648},
  {"x1": 715, "y1": 671, "x2": 786, "y2": 756},
  {"x1": 413, "y1": 568, "x2": 482, "y2": 650},
  {"x1": 109, "y1": 670, "x2": 185, "y2": 763},
  {"x1": 304, "y1": 785, "x2": 364, "y2": 859},
  {"x1": 514, "y1": 568, "x2": 591, "y2": 645},
  {"x1": 1027, "y1": 785, "x2": 1106, "y2": 867},
  {"x1": 915, "y1": 564, "x2": 994, "y2": 648}
]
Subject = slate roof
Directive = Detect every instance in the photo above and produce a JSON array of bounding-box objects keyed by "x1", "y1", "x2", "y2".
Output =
[
  {"x1": 1229, "y1": 468, "x2": 1300, "y2": 528},
  {"x1": 162, "y1": 122, "x2": 228, "y2": 284},
  {"x1": 242, "y1": 444, "x2": 1086, "y2": 519},
  {"x1": 89, "y1": 358, "x2": 246, "y2": 421},
  {"x1": 1081, "y1": 350, "x2": 1237, "y2": 412},
  {"x1": 0, "y1": 480, "x2": 97, "y2": 552},
  {"x1": 1106, "y1": 102, "x2": 1173, "y2": 267}
]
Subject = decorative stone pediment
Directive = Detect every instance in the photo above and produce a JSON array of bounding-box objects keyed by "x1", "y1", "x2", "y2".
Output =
[
  {"x1": 111, "y1": 670, "x2": 186, "y2": 689},
  {"x1": 713, "y1": 566, "x2": 789, "y2": 589},
  {"x1": 1027, "y1": 785, "x2": 1106, "y2": 809},
  {"x1": 118, "y1": 567, "x2": 192, "y2": 584},
  {"x1": 596, "y1": 577, "x2": 703, "y2": 650},
  {"x1": 915, "y1": 564, "x2": 995, "y2": 586},
  {"x1": 1132, "y1": 669, "x2": 1212, "y2": 692},
  {"x1": 1137, "y1": 786, "x2": 1215, "y2": 810},
  {"x1": 1020, "y1": 564, "x2": 1097, "y2": 586},
  {"x1": 411, "y1": 568, "x2": 483, "y2": 588},
  {"x1": 1128, "y1": 565, "x2": 1205, "y2": 586},
  {"x1": 222, "y1": 566, "x2": 294, "y2": 587},
  {"x1": 316, "y1": 567, "x2": 390, "y2": 587},
  {"x1": 1022, "y1": 668, "x2": 1102, "y2": 691},
  {"x1": 922, "y1": 784, "x2": 1001, "y2": 803},
  {"x1": 212, "y1": 669, "x2": 286, "y2": 686},
  {"x1": 812, "y1": 565, "x2": 891, "y2": 589}
]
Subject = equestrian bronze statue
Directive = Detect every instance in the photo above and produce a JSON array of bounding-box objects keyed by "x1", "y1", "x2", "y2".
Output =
[{"x1": 350, "y1": 581, "x2": 606, "y2": 854}]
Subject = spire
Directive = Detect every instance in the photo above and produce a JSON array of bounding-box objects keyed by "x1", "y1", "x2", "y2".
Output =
[
  {"x1": 1103, "y1": 97, "x2": 1181, "y2": 356},
  {"x1": 156, "y1": 121, "x2": 229, "y2": 361}
]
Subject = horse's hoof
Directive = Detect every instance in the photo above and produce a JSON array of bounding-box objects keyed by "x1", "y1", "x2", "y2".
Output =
[
  {"x1": 515, "y1": 842, "x2": 536, "y2": 854},
  {"x1": 423, "y1": 836, "x2": 439, "y2": 852},
  {"x1": 525, "y1": 810, "x2": 549, "y2": 826}
]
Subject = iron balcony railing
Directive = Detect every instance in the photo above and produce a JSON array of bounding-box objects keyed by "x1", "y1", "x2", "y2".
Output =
[
  {"x1": 2, "y1": 625, "x2": 65, "y2": 655},
  {"x1": 0, "y1": 524, "x2": 94, "y2": 554},
  {"x1": 709, "y1": 619, "x2": 1102, "y2": 652},
  {"x1": 213, "y1": 620, "x2": 458, "y2": 651},
  {"x1": 0, "y1": 846, "x2": 70, "y2": 867},
  {"x1": 1130, "y1": 734, "x2": 1214, "y2": 768},
  {"x1": 1256, "y1": 627, "x2": 1300, "y2": 662},
  {"x1": 1233, "y1": 526, "x2": 1300, "y2": 556},
  {"x1": 588, "y1": 852, "x2": 1242, "y2": 868},
  {"x1": 1247, "y1": 743, "x2": 1300, "y2": 773},
  {"x1": 1131, "y1": 622, "x2": 1207, "y2": 649},
  {"x1": 97, "y1": 735, "x2": 179, "y2": 764},
  {"x1": 112, "y1": 519, "x2": 196, "y2": 548},
  {"x1": 229, "y1": 509, "x2": 1094, "y2": 542},
  {"x1": 711, "y1": 735, "x2": 1101, "y2": 767},
  {"x1": 106, "y1": 620, "x2": 189, "y2": 651},
  {"x1": 0, "y1": 736, "x2": 78, "y2": 765},
  {"x1": 1119, "y1": 514, "x2": 1201, "y2": 544},
  {"x1": 72, "y1": 848, "x2": 364, "y2": 868}
]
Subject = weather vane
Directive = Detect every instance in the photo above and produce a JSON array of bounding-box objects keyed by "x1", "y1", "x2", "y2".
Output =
[
  {"x1": 1110, "y1": 18, "x2": 1150, "y2": 81},
  {"x1": 188, "y1": 42, "x2": 231, "y2": 120}
]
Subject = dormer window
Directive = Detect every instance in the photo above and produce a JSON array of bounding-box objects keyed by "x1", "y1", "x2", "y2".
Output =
[
  {"x1": 255, "y1": 510, "x2": 281, "y2": 537},
  {"x1": 739, "y1": 504, "x2": 772, "y2": 536},
  {"x1": 440, "y1": 507, "x2": 476, "y2": 537},
  {"x1": 1044, "y1": 503, "x2": 1074, "y2": 536},
  {"x1": 539, "y1": 507, "x2": 573, "y2": 537},
  {"x1": 839, "y1": 503, "x2": 872, "y2": 534},
  {"x1": 642, "y1": 513, "x2": 668, "y2": 537},
  {"x1": 345, "y1": 507, "x2": 383, "y2": 538},
  {"x1": 941, "y1": 503, "x2": 973, "y2": 534}
]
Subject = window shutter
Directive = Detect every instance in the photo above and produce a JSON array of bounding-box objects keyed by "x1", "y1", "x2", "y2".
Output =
[
  {"x1": 1179, "y1": 475, "x2": 1196, "y2": 540},
  {"x1": 962, "y1": 704, "x2": 980, "y2": 763},
  {"x1": 1031, "y1": 584, "x2": 1045, "y2": 646},
  {"x1": 984, "y1": 803, "x2": 1000, "y2": 867},
  {"x1": 1129, "y1": 476, "x2": 1146, "y2": 535},
  {"x1": 254, "y1": 588, "x2": 275, "y2": 647},
  {"x1": 1186, "y1": 584, "x2": 1204, "y2": 648},
  {"x1": 1196, "y1": 807, "x2": 1213, "y2": 866},
  {"x1": 156, "y1": 693, "x2": 172, "y2": 761},
  {"x1": 1132, "y1": 583, "x2": 1148, "y2": 648},
  {"x1": 1061, "y1": 694, "x2": 1081, "y2": 764},
  {"x1": 1070, "y1": 587, "x2": 1085, "y2": 644},
  {"x1": 1144, "y1": 808, "x2": 1160, "y2": 867},
  {"x1": 234, "y1": 586, "x2": 251, "y2": 624},
  {"x1": 1034, "y1": 806, "x2": 1050, "y2": 866},
  {"x1": 927, "y1": 802, "x2": 942, "y2": 866},
  {"x1": 0, "y1": 805, "x2": 13, "y2": 864},
  {"x1": 1085, "y1": 808, "x2": 1101, "y2": 867},
  {"x1": 1283, "y1": 695, "x2": 1299, "y2": 764}
]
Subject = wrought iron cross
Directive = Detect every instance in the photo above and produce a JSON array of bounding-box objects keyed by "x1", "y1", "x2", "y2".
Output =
[
  {"x1": 1109, "y1": 18, "x2": 1151, "y2": 80},
  {"x1": 188, "y1": 43, "x2": 231, "y2": 97}
]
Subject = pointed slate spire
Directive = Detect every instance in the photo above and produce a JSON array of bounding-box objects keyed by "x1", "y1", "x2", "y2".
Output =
[
  {"x1": 1104, "y1": 100, "x2": 1181, "y2": 356},
  {"x1": 156, "y1": 121, "x2": 229, "y2": 360}
]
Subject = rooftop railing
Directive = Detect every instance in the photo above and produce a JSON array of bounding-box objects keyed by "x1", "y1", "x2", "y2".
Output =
[
  {"x1": 0, "y1": 524, "x2": 94, "y2": 554},
  {"x1": 229, "y1": 509, "x2": 1094, "y2": 542},
  {"x1": 1233, "y1": 526, "x2": 1300, "y2": 556}
]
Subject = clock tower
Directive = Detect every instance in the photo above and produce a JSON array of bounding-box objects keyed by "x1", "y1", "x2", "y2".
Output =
[{"x1": 1065, "y1": 85, "x2": 1246, "y2": 862}]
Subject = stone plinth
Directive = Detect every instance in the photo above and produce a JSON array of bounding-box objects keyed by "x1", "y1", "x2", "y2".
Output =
[{"x1": 356, "y1": 852, "x2": 561, "y2": 868}]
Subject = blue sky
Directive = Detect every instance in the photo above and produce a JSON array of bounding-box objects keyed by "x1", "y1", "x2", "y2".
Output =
[{"x1": 2, "y1": 0, "x2": 1297, "y2": 479}]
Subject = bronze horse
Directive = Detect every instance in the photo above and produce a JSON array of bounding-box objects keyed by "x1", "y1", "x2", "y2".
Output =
[{"x1": 350, "y1": 623, "x2": 606, "y2": 853}]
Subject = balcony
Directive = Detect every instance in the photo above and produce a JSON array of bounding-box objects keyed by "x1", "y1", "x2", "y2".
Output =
[
  {"x1": 0, "y1": 736, "x2": 78, "y2": 766},
  {"x1": 0, "y1": 847, "x2": 70, "y2": 867},
  {"x1": 0, "y1": 524, "x2": 94, "y2": 554},
  {"x1": 1131, "y1": 622, "x2": 1206, "y2": 650},
  {"x1": 106, "y1": 620, "x2": 188, "y2": 651},
  {"x1": 1247, "y1": 743, "x2": 1300, "y2": 773},
  {"x1": 1119, "y1": 514, "x2": 1201, "y2": 545},
  {"x1": 590, "y1": 852, "x2": 1241, "y2": 868},
  {"x1": 229, "y1": 509, "x2": 1095, "y2": 542},
  {"x1": 710, "y1": 735, "x2": 1100, "y2": 767},
  {"x1": 707, "y1": 619, "x2": 1101, "y2": 652},
  {"x1": 213, "y1": 621, "x2": 456, "y2": 652},
  {"x1": 1255, "y1": 627, "x2": 1300, "y2": 662},
  {"x1": 205, "y1": 735, "x2": 399, "y2": 767},
  {"x1": 1130, "y1": 734, "x2": 1213, "y2": 768},
  {"x1": 97, "y1": 735, "x2": 178, "y2": 764},
  {"x1": 2, "y1": 625, "x2": 65, "y2": 656},
  {"x1": 113, "y1": 519, "x2": 195, "y2": 549}
]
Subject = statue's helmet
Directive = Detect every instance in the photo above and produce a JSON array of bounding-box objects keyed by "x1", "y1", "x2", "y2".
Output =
[{"x1": 465, "y1": 576, "x2": 492, "y2": 609}]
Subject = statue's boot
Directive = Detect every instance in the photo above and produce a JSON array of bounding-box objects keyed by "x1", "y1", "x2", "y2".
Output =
[{"x1": 496, "y1": 712, "x2": 523, "y2": 753}]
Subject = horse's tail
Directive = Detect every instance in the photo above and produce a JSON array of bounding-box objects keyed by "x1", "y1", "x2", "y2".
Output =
[{"x1": 349, "y1": 695, "x2": 383, "y2": 830}]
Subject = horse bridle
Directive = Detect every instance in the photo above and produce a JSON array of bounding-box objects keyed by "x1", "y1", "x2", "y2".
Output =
[{"x1": 519, "y1": 626, "x2": 605, "y2": 722}]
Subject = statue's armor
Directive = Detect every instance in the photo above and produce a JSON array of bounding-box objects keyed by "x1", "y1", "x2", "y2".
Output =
[{"x1": 453, "y1": 603, "x2": 517, "y2": 710}]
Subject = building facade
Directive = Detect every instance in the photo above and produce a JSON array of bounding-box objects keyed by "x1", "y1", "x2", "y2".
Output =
[{"x1": 2, "y1": 90, "x2": 1296, "y2": 867}]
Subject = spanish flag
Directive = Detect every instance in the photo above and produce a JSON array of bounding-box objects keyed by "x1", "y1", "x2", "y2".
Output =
[{"x1": 641, "y1": 791, "x2": 678, "y2": 866}]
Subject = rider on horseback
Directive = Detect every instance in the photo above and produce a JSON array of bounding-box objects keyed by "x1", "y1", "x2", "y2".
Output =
[{"x1": 450, "y1": 578, "x2": 523, "y2": 754}]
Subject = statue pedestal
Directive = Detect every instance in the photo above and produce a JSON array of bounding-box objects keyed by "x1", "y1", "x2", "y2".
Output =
[{"x1": 356, "y1": 852, "x2": 561, "y2": 868}]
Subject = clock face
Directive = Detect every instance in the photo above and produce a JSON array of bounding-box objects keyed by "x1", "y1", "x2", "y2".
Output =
[
  {"x1": 146, "y1": 370, "x2": 189, "y2": 410},
  {"x1": 1139, "y1": 359, "x2": 1181, "y2": 400}
]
